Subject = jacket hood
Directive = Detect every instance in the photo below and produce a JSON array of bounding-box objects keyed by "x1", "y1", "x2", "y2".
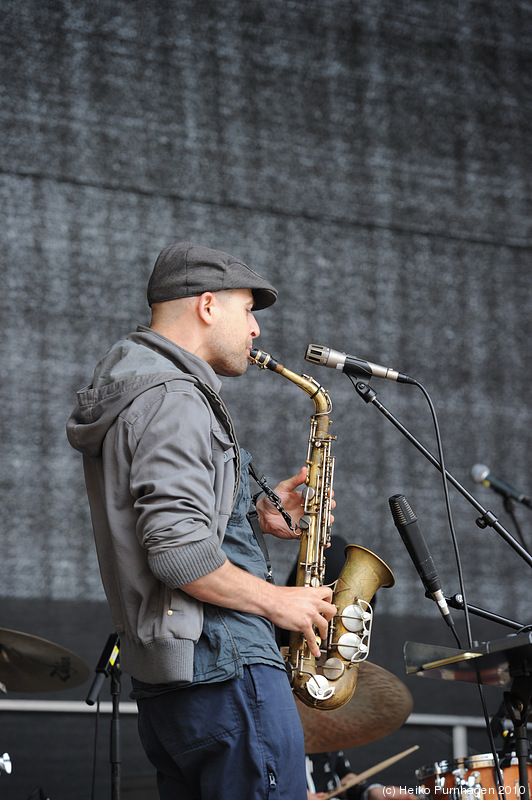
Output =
[{"x1": 66, "y1": 327, "x2": 222, "y2": 458}]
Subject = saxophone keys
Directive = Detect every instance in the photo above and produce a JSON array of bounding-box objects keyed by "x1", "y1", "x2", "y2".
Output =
[
  {"x1": 341, "y1": 602, "x2": 372, "y2": 633},
  {"x1": 337, "y1": 632, "x2": 369, "y2": 662},
  {"x1": 306, "y1": 673, "x2": 335, "y2": 701},
  {"x1": 302, "y1": 485, "x2": 315, "y2": 501},
  {"x1": 298, "y1": 514, "x2": 311, "y2": 530},
  {"x1": 322, "y1": 656, "x2": 345, "y2": 680}
]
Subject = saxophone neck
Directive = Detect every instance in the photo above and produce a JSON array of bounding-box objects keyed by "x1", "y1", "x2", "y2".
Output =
[{"x1": 249, "y1": 348, "x2": 332, "y2": 416}]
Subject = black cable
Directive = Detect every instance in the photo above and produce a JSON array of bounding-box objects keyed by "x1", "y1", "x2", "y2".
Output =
[
  {"x1": 90, "y1": 698, "x2": 101, "y2": 800},
  {"x1": 410, "y1": 378, "x2": 470, "y2": 650}
]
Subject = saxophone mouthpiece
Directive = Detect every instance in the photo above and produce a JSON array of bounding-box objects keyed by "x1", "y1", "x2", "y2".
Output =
[{"x1": 249, "y1": 349, "x2": 280, "y2": 371}]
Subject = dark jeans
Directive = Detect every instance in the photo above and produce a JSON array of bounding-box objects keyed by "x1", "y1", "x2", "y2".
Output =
[{"x1": 137, "y1": 664, "x2": 307, "y2": 800}]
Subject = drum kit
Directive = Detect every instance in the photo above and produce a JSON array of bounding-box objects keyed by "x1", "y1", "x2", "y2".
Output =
[
  {"x1": 406, "y1": 632, "x2": 532, "y2": 800},
  {"x1": 417, "y1": 753, "x2": 531, "y2": 800},
  {"x1": 0, "y1": 624, "x2": 530, "y2": 800},
  {"x1": 293, "y1": 632, "x2": 532, "y2": 800}
]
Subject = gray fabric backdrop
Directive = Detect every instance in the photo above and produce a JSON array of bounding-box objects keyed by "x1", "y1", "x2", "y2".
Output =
[{"x1": 1, "y1": 1, "x2": 531, "y2": 797}]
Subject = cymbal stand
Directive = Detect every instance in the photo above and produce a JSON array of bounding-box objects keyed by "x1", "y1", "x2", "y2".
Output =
[{"x1": 86, "y1": 634, "x2": 122, "y2": 800}]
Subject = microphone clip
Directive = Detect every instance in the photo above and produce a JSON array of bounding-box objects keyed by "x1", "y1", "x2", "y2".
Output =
[{"x1": 355, "y1": 382, "x2": 377, "y2": 403}]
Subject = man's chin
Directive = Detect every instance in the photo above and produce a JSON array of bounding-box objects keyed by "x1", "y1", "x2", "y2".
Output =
[{"x1": 214, "y1": 359, "x2": 249, "y2": 378}]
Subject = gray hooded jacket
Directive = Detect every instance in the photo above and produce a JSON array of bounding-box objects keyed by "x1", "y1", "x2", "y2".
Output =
[{"x1": 67, "y1": 326, "x2": 241, "y2": 684}]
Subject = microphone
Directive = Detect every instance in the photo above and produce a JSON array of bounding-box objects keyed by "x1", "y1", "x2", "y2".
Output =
[
  {"x1": 305, "y1": 344, "x2": 415, "y2": 384},
  {"x1": 85, "y1": 633, "x2": 120, "y2": 706},
  {"x1": 471, "y1": 464, "x2": 532, "y2": 507},
  {"x1": 389, "y1": 494, "x2": 454, "y2": 627}
]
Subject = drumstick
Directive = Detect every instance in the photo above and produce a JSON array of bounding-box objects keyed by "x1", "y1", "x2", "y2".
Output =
[{"x1": 319, "y1": 744, "x2": 420, "y2": 800}]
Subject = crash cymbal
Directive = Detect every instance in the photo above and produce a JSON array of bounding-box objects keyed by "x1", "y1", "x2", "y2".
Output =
[
  {"x1": 0, "y1": 628, "x2": 90, "y2": 693},
  {"x1": 296, "y1": 661, "x2": 413, "y2": 753}
]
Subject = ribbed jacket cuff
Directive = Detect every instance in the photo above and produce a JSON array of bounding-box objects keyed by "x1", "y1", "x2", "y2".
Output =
[{"x1": 148, "y1": 535, "x2": 227, "y2": 587}]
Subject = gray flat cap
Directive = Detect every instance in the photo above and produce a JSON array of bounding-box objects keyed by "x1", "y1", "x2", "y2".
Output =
[{"x1": 147, "y1": 241, "x2": 278, "y2": 310}]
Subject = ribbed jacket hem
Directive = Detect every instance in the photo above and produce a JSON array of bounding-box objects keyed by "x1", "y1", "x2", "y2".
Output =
[{"x1": 120, "y1": 635, "x2": 195, "y2": 684}]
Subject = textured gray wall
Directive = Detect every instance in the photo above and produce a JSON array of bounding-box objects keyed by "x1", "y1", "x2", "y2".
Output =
[{"x1": 1, "y1": 0, "x2": 532, "y2": 797}]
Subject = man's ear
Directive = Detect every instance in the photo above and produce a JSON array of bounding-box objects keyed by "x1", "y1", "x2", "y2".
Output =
[{"x1": 196, "y1": 292, "x2": 217, "y2": 325}]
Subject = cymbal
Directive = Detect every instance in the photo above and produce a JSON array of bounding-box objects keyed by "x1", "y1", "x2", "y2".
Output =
[
  {"x1": 296, "y1": 661, "x2": 413, "y2": 753},
  {"x1": 0, "y1": 628, "x2": 90, "y2": 693}
]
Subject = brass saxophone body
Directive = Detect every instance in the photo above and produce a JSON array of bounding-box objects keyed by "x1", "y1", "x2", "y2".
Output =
[{"x1": 249, "y1": 348, "x2": 395, "y2": 711}]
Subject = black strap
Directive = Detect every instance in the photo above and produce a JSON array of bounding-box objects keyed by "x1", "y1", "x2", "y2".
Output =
[
  {"x1": 248, "y1": 463, "x2": 295, "y2": 532},
  {"x1": 246, "y1": 506, "x2": 274, "y2": 583},
  {"x1": 247, "y1": 463, "x2": 279, "y2": 583}
]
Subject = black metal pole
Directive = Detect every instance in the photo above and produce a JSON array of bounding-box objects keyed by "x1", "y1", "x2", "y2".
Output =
[{"x1": 355, "y1": 381, "x2": 532, "y2": 567}]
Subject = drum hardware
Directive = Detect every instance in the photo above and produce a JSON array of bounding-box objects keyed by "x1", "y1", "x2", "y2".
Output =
[
  {"x1": 0, "y1": 629, "x2": 89, "y2": 788},
  {"x1": 416, "y1": 753, "x2": 532, "y2": 800},
  {"x1": 504, "y1": 675, "x2": 532, "y2": 800},
  {"x1": 321, "y1": 745, "x2": 419, "y2": 800},
  {"x1": 407, "y1": 635, "x2": 532, "y2": 800}
]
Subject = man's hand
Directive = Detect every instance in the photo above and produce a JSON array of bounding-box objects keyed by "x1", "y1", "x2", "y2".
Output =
[
  {"x1": 256, "y1": 467, "x2": 335, "y2": 539},
  {"x1": 268, "y1": 584, "x2": 335, "y2": 657},
  {"x1": 255, "y1": 466, "x2": 307, "y2": 538}
]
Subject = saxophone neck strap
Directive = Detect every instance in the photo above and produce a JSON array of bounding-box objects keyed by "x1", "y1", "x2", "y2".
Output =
[
  {"x1": 247, "y1": 460, "x2": 300, "y2": 585},
  {"x1": 246, "y1": 505, "x2": 274, "y2": 584},
  {"x1": 248, "y1": 463, "x2": 295, "y2": 532}
]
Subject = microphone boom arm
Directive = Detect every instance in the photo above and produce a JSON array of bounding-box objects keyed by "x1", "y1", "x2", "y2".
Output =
[
  {"x1": 355, "y1": 381, "x2": 532, "y2": 568},
  {"x1": 442, "y1": 592, "x2": 526, "y2": 630}
]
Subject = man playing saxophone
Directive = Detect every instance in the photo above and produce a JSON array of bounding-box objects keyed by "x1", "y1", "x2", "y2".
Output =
[{"x1": 67, "y1": 241, "x2": 336, "y2": 800}]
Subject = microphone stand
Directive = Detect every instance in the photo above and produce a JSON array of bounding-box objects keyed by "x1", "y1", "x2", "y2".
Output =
[
  {"x1": 355, "y1": 381, "x2": 532, "y2": 568},
  {"x1": 443, "y1": 585, "x2": 531, "y2": 793},
  {"x1": 86, "y1": 634, "x2": 122, "y2": 800},
  {"x1": 441, "y1": 593, "x2": 526, "y2": 631},
  {"x1": 355, "y1": 381, "x2": 532, "y2": 799},
  {"x1": 505, "y1": 675, "x2": 532, "y2": 800},
  {"x1": 503, "y1": 497, "x2": 529, "y2": 552}
]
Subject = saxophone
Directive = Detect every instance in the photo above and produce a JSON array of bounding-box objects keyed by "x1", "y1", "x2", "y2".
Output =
[{"x1": 249, "y1": 348, "x2": 395, "y2": 711}]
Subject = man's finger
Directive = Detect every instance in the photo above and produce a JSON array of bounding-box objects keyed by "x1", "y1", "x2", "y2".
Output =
[{"x1": 277, "y1": 466, "x2": 307, "y2": 492}]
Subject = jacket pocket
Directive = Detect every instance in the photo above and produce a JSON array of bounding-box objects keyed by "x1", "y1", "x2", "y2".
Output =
[{"x1": 153, "y1": 585, "x2": 204, "y2": 643}]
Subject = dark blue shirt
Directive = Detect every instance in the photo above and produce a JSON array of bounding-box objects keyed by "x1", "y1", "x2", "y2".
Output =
[{"x1": 192, "y1": 448, "x2": 285, "y2": 683}]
